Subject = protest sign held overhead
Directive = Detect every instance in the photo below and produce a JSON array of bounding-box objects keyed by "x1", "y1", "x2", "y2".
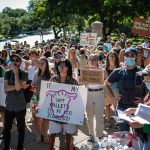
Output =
[
  {"x1": 80, "y1": 33, "x2": 97, "y2": 46},
  {"x1": 36, "y1": 81, "x2": 88, "y2": 125},
  {"x1": 132, "y1": 17, "x2": 150, "y2": 36}
]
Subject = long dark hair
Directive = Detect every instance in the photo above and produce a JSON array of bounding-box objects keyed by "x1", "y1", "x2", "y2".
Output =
[
  {"x1": 56, "y1": 59, "x2": 73, "y2": 77},
  {"x1": 37, "y1": 56, "x2": 51, "y2": 80},
  {"x1": 106, "y1": 51, "x2": 120, "y2": 71}
]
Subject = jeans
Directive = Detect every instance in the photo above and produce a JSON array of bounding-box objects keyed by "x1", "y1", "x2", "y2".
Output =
[
  {"x1": 116, "y1": 106, "x2": 130, "y2": 131},
  {"x1": 3, "y1": 109, "x2": 26, "y2": 150}
]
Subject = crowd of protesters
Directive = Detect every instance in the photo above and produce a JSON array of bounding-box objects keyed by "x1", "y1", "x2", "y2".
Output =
[{"x1": 0, "y1": 33, "x2": 150, "y2": 150}]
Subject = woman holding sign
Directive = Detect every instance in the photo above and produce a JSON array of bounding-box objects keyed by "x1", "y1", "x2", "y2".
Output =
[
  {"x1": 48, "y1": 59, "x2": 78, "y2": 150},
  {"x1": 86, "y1": 54, "x2": 106, "y2": 145},
  {"x1": 32, "y1": 56, "x2": 52, "y2": 143}
]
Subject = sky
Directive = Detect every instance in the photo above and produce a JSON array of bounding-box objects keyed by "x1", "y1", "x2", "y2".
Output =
[{"x1": 0, "y1": 0, "x2": 29, "y2": 12}]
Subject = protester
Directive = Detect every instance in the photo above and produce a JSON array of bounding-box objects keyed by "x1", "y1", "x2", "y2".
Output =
[
  {"x1": 104, "y1": 47, "x2": 145, "y2": 131},
  {"x1": 0, "y1": 65, "x2": 6, "y2": 139},
  {"x1": 48, "y1": 59, "x2": 78, "y2": 150},
  {"x1": 112, "y1": 41, "x2": 122, "y2": 56},
  {"x1": 103, "y1": 51, "x2": 120, "y2": 129},
  {"x1": 136, "y1": 45, "x2": 145, "y2": 68},
  {"x1": 141, "y1": 36, "x2": 150, "y2": 58},
  {"x1": 3, "y1": 54, "x2": 28, "y2": 150},
  {"x1": 32, "y1": 56, "x2": 52, "y2": 143},
  {"x1": 119, "y1": 39, "x2": 133, "y2": 63},
  {"x1": 68, "y1": 47, "x2": 80, "y2": 69},
  {"x1": 125, "y1": 64, "x2": 150, "y2": 150},
  {"x1": 86, "y1": 54, "x2": 105, "y2": 145},
  {"x1": 79, "y1": 48, "x2": 88, "y2": 69}
]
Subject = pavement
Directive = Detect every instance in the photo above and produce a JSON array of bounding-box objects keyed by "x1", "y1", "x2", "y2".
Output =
[{"x1": 0, "y1": 107, "x2": 117, "y2": 150}]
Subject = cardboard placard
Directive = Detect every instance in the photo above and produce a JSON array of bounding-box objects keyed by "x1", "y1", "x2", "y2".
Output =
[
  {"x1": 132, "y1": 17, "x2": 150, "y2": 36},
  {"x1": 36, "y1": 81, "x2": 88, "y2": 125},
  {"x1": 80, "y1": 33, "x2": 97, "y2": 46},
  {"x1": 80, "y1": 67, "x2": 104, "y2": 84}
]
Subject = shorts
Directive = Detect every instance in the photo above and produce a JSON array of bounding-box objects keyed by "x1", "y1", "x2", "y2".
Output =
[{"x1": 48, "y1": 121, "x2": 76, "y2": 134}]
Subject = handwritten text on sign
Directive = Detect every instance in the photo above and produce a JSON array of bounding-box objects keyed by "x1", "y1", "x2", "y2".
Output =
[
  {"x1": 36, "y1": 81, "x2": 87, "y2": 125},
  {"x1": 80, "y1": 33, "x2": 97, "y2": 46},
  {"x1": 132, "y1": 17, "x2": 150, "y2": 36},
  {"x1": 80, "y1": 68, "x2": 104, "y2": 84}
]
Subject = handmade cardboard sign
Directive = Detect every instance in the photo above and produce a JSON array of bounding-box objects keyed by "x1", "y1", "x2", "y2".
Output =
[
  {"x1": 80, "y1": 33, "x2": 97, "y2": 46},
  {"x1": 36, "y1": 81, "x2": 88, "y2": 125},
  {"x1": 132, "y1": 17, "x2": 150, "y2": 36},
  {"x1": 80, "y1": 67, "x2": 104, "y2": 84}
]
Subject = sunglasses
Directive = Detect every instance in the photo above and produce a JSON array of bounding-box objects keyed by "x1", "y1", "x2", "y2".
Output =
[
  {"x1": 125, "y1": 54, "x2": 136, "y2": 57},
  {"x1": 38, "y1": 61, "x2": 45, "y2": 65},
  {"x1": 58, "y1": 64, "x2": 67, "y2": 69},
  {"x1": 11, "y1": 58, "x2": 20, "y2": 62}
]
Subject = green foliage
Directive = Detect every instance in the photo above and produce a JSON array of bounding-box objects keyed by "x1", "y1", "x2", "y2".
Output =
[{"x1": 0, "y1": 0, "x2": 149, "y2": 38}]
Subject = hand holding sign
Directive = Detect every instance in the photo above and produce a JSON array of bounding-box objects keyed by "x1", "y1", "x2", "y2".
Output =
[{"x1": 36, "y1": 81, "x2": 88, "y2": 125}]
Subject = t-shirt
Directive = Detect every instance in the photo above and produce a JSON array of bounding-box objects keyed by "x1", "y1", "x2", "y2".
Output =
[
  {"x1": 0, "y1": 66, "x2": 5, "y2": 77},
  {"x1": 108, "y1": 66, "x2": 145, "y2": 109},
  {"x1": 4, "y1": 69, "x2": 28, "y2": 112}
]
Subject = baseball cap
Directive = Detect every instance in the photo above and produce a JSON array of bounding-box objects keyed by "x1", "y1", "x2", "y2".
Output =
[
  {"x1": 10, "y1": 54, "x2": 22, "y2": 61},
  {"x1": 54, "y1": 50, "x2": 63, "y2": 57},
  {"x1": 125, "y1": 47, "x2": 137, "y2": 56}
]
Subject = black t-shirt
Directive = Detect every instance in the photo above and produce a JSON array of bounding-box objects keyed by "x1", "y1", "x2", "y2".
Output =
[
  {"x1": 108, "y1": 66, "x2": 145, "y2": 109},
  {"x1": 4, "y1": 69, "x2": 28, "y2": 112}
]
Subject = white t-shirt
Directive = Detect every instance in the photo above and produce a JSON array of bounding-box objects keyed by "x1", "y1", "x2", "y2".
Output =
[{"x1": 28, "y1": 65, "x2": 37, "y2": 80}]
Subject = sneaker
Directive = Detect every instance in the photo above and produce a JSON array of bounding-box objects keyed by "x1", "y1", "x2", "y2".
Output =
[
  {"x1": 44, "y1": 136, "x2": 49, "y2": 143},
  {"x1": 87, "y1": 135, "x2": 95, "y2": 144},
  {"x1": 105, "y1": 121, "x2": 111, "y2": 129},
  {"x1": 36, "y1": 134, "x2": 41, "y2": 143}
]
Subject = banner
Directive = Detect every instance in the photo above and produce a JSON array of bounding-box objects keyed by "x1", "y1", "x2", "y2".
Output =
[
  {"x1": 80, "y1": 33, "x2": 97, "y2": 46},
  {"x1": 36, "y1": 81, "x2": 88, "y2": 125},
  {"x1": 80, "y1": 67, "x2": 104, "y2": 84},
  {"x1": 132, "y1": 17, "x2": 150, "y2": 36}
]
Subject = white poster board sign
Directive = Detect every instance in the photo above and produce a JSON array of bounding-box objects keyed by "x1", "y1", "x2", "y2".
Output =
[
  {"x1": 80, "y1": 33, "x2": 97, "y2": 46},
  {"x1": 36, "y1": 81, "x2": 88, "y2": 125},
  {"x1": 0, "y1": 78, "x2": 6, "y2": 107}
]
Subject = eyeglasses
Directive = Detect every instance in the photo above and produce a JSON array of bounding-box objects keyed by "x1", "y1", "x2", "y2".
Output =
[{"x1": 11, "y1": 59, "x2": 20, "y2": 62}]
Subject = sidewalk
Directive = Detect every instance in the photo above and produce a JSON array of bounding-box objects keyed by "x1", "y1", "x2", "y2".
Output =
[{"x1": 0, "y1": 108, "x2": 116, "y2": 150}]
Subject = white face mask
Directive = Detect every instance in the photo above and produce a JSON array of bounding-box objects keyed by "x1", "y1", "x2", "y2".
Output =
[{"x1": 124, "y1": 57, "x2": 136, "y2": 67}]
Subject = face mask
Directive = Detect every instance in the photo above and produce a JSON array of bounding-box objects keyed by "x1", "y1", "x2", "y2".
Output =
[
  {"x1": 145, "y1": 82, "x2": 150, "y2": 91},
  {"x1": 125, "y1": 57, "x2": 136, "y2": 67}
]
